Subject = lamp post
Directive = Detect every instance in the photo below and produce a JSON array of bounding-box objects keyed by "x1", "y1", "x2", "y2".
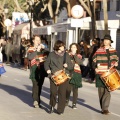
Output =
[
  {"x1": 28, "y1": 0, "x2": 34, "y2": 44},
  {"x1": 4, "y1": 4, "x2": 9, "y2": 39}
]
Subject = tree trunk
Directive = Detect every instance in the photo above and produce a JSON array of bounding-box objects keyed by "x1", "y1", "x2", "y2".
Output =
[
  {"x1": 79, "y1": 0, "x2": 92, "y2": 17},
  {"x1": 13, "y1": 0, "x2": 25, "y2": 12},
  {"x1": 89, "y1": 0, "x2": 97, "y2": 39},
  {"x1": 65, "y1": 0, "x2": 71, "y2": 17},
  {"x1": 103, "y1": 0, "x2": 108, "y2": 34},
  {"x1": 79, "y1": 0, "x2": 96, "y2": 39}
]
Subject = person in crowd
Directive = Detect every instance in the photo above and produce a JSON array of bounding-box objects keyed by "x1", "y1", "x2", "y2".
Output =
[
  {"x1": 41, "y1": 38, "x2": 48, "y2": 49},
  {"x1": 5, "y1": 37, "x2": 13, "y2": 64},
  {"x1": 28, "y1": 36, "x2": 48, "y2": 108},
  {"x1": 66, "y1": 43, "x2": 82, "y2": 109},
  {"x1": 20, "y1": 37, "x2": 26, "y2": 67},
  {"x1": 0, "y1": 43, "x2": 3, "y2": 77},
  {"x1": 21, "y1": 39, "x2": 31, "y2": 70},
  {"x1": 0, "y1": 37, "x2": 7, "y2": 62},
  {"x1": 44, "y1": 40, "x2": 73, "y2": 115},
  {"x1": 79, "y1": 40, "x2": 84, "y2": 56},
  {"x1": 89, "y1": 38, "x2": 100, "y2": 83},
  {"x1": 79, "y1": 40, "x2": 90, "y2": 81},
  {"x1": 0, "y1": 43, "x2": 3, "y2": 63},
  {"x1": 92, "y1": 34, "x2": 119, "y2": 115}
]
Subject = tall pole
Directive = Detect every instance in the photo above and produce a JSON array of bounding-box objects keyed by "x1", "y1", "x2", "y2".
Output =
[
  {"x1": 28, "y1": 0, "x2": 33, "y2": 45},
  {"x1": 103, "y1": 0, "x2": 108, "y2": 34},
  {"x1": 6, "y1": 26, "x2": 9, "y2": 39},
  {"x1": 4, "y1": 6, "x2": 9, "y2": 40},
  {"x1": 89, "y1": 0, "x2": 96, "y2": 40},
  {"x1": 30, "y1": 8, "x2": 32, "y2": 44}
]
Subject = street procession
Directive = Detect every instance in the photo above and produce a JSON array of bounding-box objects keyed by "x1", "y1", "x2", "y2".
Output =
[{"x1": 0, "y1": 0, "x2": 120, "y2": 120}]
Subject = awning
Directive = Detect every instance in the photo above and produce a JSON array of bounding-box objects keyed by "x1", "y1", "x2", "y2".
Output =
[
  {"x1": 13, "y1": 23, "x2": 28, "y2": 34},
  {"x1": 33, "y1": 25, "x2": 52, "y2": 35}
]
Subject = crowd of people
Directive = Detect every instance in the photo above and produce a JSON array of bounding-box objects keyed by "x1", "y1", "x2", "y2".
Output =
[
  {"x1": 0, "y1": 34, "x2": 119, "y2": 115},
  {"x1": 0, "y1": 36, "x2": 48, "y2": 69},
  {"x1": 27, "y1": 34, "x2": 119, "y2": 115}
]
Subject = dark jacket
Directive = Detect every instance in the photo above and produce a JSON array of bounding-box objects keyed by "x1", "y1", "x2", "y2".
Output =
[
  {"x1": 29, "y1": 49, "x2": 49, "y2": 81},
  {"x1": 44, "y1": 51, "x2": 74, "y2": 75}
]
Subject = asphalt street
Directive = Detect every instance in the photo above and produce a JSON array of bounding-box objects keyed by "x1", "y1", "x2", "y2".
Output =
[{"x1": 0, "y1": 64, "x2": 120, "y2": 120}]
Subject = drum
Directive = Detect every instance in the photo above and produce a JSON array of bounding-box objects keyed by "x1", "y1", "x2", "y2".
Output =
[
  {"x1": 51, "y1": 70, "x2": 70, "y2": 86},
  {"x1": 100, "y1": 67, "x2": 120, "y2": 91}
]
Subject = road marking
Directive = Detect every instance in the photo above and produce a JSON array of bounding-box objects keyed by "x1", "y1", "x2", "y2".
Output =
[
  {"x1": 2, "y1": 75, "x2": 8, "y2": 77},
  {"x1": 14, "y1": 79, "x2": 20, "y2": 81},
  {"x1": 111, "y1": 112, "x2": 120, "y2": 117}
]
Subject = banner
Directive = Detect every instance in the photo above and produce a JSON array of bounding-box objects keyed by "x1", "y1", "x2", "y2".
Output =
[{"x1": 12, "y1": 12, "x2": 29, "y2": 30}]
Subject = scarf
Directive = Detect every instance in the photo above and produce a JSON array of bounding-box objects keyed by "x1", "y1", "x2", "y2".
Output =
[{"x1": 55, "y1": 50, "x2": 65, "y2": 56}]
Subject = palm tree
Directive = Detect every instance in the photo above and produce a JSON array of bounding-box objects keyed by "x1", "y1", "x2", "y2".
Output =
[
  {"x1": 79, "y1": 0, "x2": 109, "y2": 38},
  {"x1": 103, "y1": 0, "x2": 108, "y2": 34},
  {"x1": 79, "y1": 0, "x2": 96, "y2": 39}
]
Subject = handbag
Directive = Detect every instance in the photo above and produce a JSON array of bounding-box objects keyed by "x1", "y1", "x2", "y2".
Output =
[
  {"x1": 0, "y1": 63, "x2": 6, "y2": 74},
  {"x1": 81, "y1": 58, "x2": 89, "y2": 66}
]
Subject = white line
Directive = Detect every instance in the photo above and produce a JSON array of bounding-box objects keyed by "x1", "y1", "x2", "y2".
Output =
[
  {"x1": 77, "y1": 100, "x2": 120, "y2": 117},
  {"x1": 111, "y1": 112, "x2": 120, "y2": 117},
  {"x1": 2, "y1": 75, "x2": 8, "y2": 77},
  {"x1": 14, "y1": 79, "x2": 20, "y2": 81}
]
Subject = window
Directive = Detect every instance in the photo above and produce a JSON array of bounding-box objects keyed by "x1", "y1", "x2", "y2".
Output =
[
  {"x1": 116, "y1": 0, "x2": 120, "y2": 11},
  {"x1": 107, "y1": 1, "x2": 110, "y2": 11}
]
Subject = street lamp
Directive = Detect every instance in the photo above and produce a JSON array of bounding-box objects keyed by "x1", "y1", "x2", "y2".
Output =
[
  {"x1": 4, "y1": 4, "x2": 9, "y2": 40},
  {"x1": 28, "y1": 0, "x2": 34, "y2": 44}
]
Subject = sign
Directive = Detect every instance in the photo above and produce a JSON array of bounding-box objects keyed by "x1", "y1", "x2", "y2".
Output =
[
  {"x1": 12, "y1": 12, "x2": 29, "y2": 30},
  {"x1": 71, "y1": 5, "x2": 84, "y2": 19},
  {"x1": 71, "y1": 19, "x2": 83, "y2": 27}
]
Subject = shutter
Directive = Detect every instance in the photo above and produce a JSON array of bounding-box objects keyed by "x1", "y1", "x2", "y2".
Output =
[{"x1": 116, "y1": 30, "x2": 120, "y2": 69}]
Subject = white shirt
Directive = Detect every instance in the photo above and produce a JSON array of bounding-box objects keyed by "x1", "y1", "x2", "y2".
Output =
[{"x1": 0, "y1": 46, "x2": 3, "y2": 62}]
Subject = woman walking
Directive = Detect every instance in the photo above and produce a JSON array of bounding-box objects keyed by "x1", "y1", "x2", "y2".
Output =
[
  {"x1": 28, "y1": 36, "x2": 48, "y2": 108},
  {"x1": 66, "y1": 43, "x2": 82, "y2": 109}
]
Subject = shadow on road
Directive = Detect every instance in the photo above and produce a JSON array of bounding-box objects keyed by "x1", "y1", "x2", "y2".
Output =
[
  {"x1": 77, "y1": 98, "x2": 101, "y2": 113},
  {"x1": 24, "y1": 85, "x2": 50, "y2": 113},
  {"x1": 0, "y1": 82, "x2": 101, "y2": 113},
  {"x1": 68, "y1": 96, "x2": 101, "y2": 113},
  {"x1": 0, "y1": 83, "x2": 33, "y2": 107},
  {"x1": 41, "y1": 86, "x2": 101, "y2": 114}
]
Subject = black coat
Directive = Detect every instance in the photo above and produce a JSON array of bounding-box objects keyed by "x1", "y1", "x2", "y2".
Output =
[{"x1": 44, "y1": 51, "x2": 74, "y2": 75}]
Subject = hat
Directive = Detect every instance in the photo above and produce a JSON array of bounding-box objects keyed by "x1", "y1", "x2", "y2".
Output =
[
  {"x1": 95, "y1": 38, "x2": 100, "y2": 42},
  {"x1": 103, "y1": 34, "x2": 113, "y2": 43}
]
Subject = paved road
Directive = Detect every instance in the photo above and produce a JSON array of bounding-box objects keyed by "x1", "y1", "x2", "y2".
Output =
[{"x1": 0, "y1": 64, "x2": 120, "y2": 120}]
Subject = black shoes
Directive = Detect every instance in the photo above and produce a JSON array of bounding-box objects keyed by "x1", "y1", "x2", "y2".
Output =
[
  {"x1": 49, "y1": 106, "x2": 64, "y2": 115},
  {"x1": 57, "y1": 112, "x2": 63, "y2": 115},
  {"x1": 49, "y1": 107, "x2": 54, "y2": 114}
]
